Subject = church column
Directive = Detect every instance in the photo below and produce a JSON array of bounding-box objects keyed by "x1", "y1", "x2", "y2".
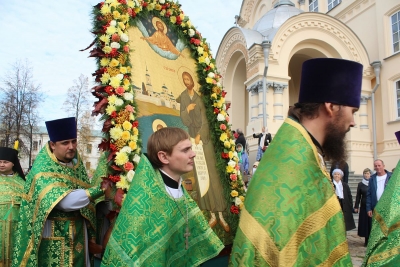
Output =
[
  {"x1": 298, "y1": 0, "x2": 306, "y2": 11},
  {"x1": 247, "y1": 81, "x2": 262, "y2": 121},
  {"x1": 359, "y1": 95, "x2": 370, "y2": 129},
  {"x1": 272, "y1": 83, "x2": 287, "y2": 120}
]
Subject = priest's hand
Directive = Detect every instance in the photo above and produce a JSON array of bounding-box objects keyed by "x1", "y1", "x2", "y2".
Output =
[
  {"x1": 367, "y1": 210, "x2": 373, "y2": 217},
  {"x1": 89, "y1": 238, "x2": 104, "y2": 254}
]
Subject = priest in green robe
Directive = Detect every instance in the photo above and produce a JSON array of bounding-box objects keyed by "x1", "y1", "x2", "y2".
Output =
[
  {"x1": 12, "y1": 117, "x2": 105, "y2": 267},
  {"x1": 101, "y1": 127, "x2": 224, "y2": 266},
  {"x1": 363, "y1": 131, "x2": 400, "y2": 266},
  {"x1": 0, "y1": 146, "x2": 25, "y2": 267},
  {"x1": 230, "y1": 58, "x2": 363, "y2": 266}
]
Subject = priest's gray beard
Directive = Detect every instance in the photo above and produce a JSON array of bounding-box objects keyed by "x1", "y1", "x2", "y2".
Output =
[{"x1": 323, "y1": 119, "x2": 348, "y2": 163}]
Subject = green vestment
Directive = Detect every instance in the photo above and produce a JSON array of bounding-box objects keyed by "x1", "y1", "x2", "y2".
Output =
[
  {"x1": 101, "y1": 155, "x2": 224, "y2": 267},
  {"x1": 230, "y1": 118, "x2": 352, "y2": 267},
  {"x1": 0, "y1": 173, "x2": 25, "y2": 267},
  {"x1": 12, "y1": 144, "x2": 99, "y2": 267},
  {"x1": 363, "y1": 160, "x2": 400, "y2": 266}
]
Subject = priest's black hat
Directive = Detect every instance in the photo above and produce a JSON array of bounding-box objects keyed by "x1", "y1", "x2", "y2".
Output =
[
  {"x1": 298, "y1": 58, "x2": 363, "y2": 108},
  {"x1": 45, "y1": 117, "x2": 77, "y2": 142},
  {"x1": 0, "y1": 147, "x2": 25, "y2": 179}
]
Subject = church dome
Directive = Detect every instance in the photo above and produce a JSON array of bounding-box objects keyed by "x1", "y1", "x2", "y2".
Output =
[{"x1": 252, "y1": 0, "x2": 303, "y2": 41}]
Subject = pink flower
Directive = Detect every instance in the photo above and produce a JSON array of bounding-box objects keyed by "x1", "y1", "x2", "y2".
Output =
[
  {"x1": 115, "y1": 87, "x2": 125, "y2": 95},
  {"x1": 124, "y1": 162, "x2": 134, "y2": 171},
  {"x1": 220, "y1": 124, "x2": 226, "y2": 130},
  {"x1": 125, "y1": 105, "x2": 135, "y2": 112},
  {"x1": 123, "y1": 45, "x2": 129, "y2": 53},
  {"x1": 225, "y1": 116, "x2": 230, "y2": 122},
  {"x1": 112, "y1": 33, "x2": 120, "y2": 42},
  {"x1": 230, "y1": 174, "x2": 237, "y2": 181}
]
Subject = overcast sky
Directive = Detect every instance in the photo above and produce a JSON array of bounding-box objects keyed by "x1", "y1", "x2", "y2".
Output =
[{"x1": 0, "y1": 0, "x2": 242, "y2": 128}]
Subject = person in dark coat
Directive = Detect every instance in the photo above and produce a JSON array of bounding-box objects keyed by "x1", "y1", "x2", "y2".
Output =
[
  {"x1": 354, "y1": 168, "x2": 372, "y2": 246},
  {"x1": 235, "y1": 128, "x2": 246, "y2": 151},
  {"x1": 332, "y1": 168, "x2": 356, "y2": 231},
  {"x1": 330, "y1": 160, "x2": 349, "y2": 183},
  {"x1": 252, "y1": 127, "x2": 272, "y2": 161}
]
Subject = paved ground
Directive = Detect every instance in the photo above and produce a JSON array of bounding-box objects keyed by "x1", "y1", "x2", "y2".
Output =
[{"x1": 347, "y1": 230, "x2": 367, "y2": 267}]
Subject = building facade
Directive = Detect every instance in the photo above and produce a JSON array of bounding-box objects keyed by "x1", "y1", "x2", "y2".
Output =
[{"x1": 216, "y1": 0, "x2": 400, "y2": 174}]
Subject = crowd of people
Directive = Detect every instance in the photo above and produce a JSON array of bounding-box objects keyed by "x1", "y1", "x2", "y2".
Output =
[{"x1": 1, "y1": 58, "x2": 399, "y2": 266}]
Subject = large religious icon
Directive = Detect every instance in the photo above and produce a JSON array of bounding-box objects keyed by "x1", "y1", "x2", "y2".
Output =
[{"x1": 130, "y1": 15, "x2": 231, "y2": 240}]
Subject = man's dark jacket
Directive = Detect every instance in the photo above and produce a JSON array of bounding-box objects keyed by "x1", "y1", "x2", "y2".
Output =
[{"x1": 366, "y1": 170, "x2": 392, "y2": 212}]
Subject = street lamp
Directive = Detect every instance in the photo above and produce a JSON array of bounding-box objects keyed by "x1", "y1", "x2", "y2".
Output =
[{"x1": 261, "y1": 38, "x2": 271, "y2": 128}]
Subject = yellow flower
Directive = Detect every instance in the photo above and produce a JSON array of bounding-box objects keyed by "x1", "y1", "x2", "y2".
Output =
[
  {"x1": 127, "y1": 0, "x2": 134, "y2": 8},
  {"x1": 230, "y1": 190, "x2": 239, "y2": 197},
  {"x1": 121, "y1": 131, "x2": 131, "y2": 141},
  {"x1": 239, "y1": 196, "x2": 245, "y2": 202},
  {"x1": 108, "y1": 94, "x2": 117, "y2": 105},
  {"x1": 129, "y1": 141, "x2": 137, "y2": 150},
  {"x1": 187, "y1": 20, "x2": 192, "y2": 27},
  {"x1": 203, "y1": 51, "x2": 209, "y2": 58},
  {"x1": 100, "y1": 58, "x2": 110, "y2": 67},
  {"x1": 100, "y1": 73, "x2": 111, "y2": 84},
  {"x1": 110, "y1": 127, "x2": 123, "y2": 140},
  {"x1": 179, "y1": 13, "x2": 185, "y2": 20},
  {"x1": 100, "y1": 4, "x2": 111, "y2": 14},
  {"x1": 206, "y1": 77, "x2": 214, "y2": 84},
  {"x1": 198, "y1": 56, "x2": 205, "y2": 63},
  {"x1": 132, "y1": 127, "x2": 139, "y2": 135},
  {"x1": 220, "y1": 133, "x2": 227, "y2": 142},
  {"x1": 116, "y1": 175, "x2": 130, "y2": 190},
  {"x1": 226, "y1": 165, "x2": 234, "y2": 173},
  {"x1": 120, "y1": 67, "x2": 128, "y2": 74},
  {"x1": 239, "y1": 203, "x2": 244, "y2": 210},
  {"x1": 155, "y1": 4, "x2": 162, "y2": 10},
  {"x1": 229, "y1": 151, "x2": 234, "y2": 159},
  {"x1": 220, "y1": 110, "x2": 227, "y2": 116},
  {"x1": 106, "y1": 26, "x2": 117, "y2": 35},
  {"x1": 113, "y1": 11, "x2": 121, "y2": 19},
  {"x1": 210, "y1": 63, "x2": 215, "y2": 69},
  {"x1": 120, "y1": 14, "x2": 129, "y2": 23},
  {"x1": 131, "y1": 134, "x2": 138, "y2": 142},
  {"x1": 211, "y1": 93, "x2": 217, "y2": 99},
  {"x1": 102, "y1": 46, "x2": 112, "y2": 54},
  {"x1": 224, "y1": 141, "x2": 231, "y2": 149},
  {"x1": 127, "y1": 66, "x2": 131, "y2": 73},
  {"x1": 170, "y1": 16, "x2": 176, "y2": 24},
  {"x1": 109, "y1": 59, "x2": 120, "y2": 67},
  {"x1": 197, "y1": 47, "x2": 204, "y2": 55},
  {"x1": 109, "y1": 77, "x2": 121, "y2": 88},
  {"x1": 100, "y1": 35, "x2": 110, "y2": 44},
  {"x1": 122, "y1": 121, "x2": 132, "y2": 131},
  {"x1": 115, "y1": 151, "x2": 129, "y2": 166},
  {"x1": 123, "y1": 79, "x2": 131, "y2": 86},
  {"x1": 130, "y1": 114, "x2": 135, "y2": 121},
  {"x1": 105, "y1": 105, "x2": 116, "y2": 115}
]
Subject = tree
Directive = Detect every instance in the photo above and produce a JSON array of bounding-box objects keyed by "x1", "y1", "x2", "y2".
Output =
[
  {"x1": 0, "y1": 60, "x2": 42, "y2": 156},
  {"x1": 63, "y1": 74, "x2": 96, "y2": 166}
]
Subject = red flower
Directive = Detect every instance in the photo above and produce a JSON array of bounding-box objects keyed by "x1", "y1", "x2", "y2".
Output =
[
  {"x1": 190, "y1": 38, "x2": 201, "y2": 46},
  {"x1": 221, "y1": 152, "x2": 229, "y2": 159},
  {"x1": 220, "y1": 124, "x2": 226, "y2": 131},
  {"x1": 176, "y1": 16, "x2": 182, "y2": 25},
  {"x1": 117, "y1": 0, "x2": 127, "y2": 4},
  {"x1": 213, "y1": 108, "x2": 220, "y2": 114},
  {"x1": 127, "y1": 8, "x2": 136, "y2": 17},
  {"x1": 226, "y1": 103, "x2": 231, "y2": 111},
  {"x1": 110, "y1": 143, "x2": 118, "y2": 152},
  {"x1": 110, "y1": 48, "x2": 118, "y2": 57},
  {"x1": 105, "y1": 86, "x2": 114, "y2": 95},
  {"x1": 123, "y1": 45, "x2": 129, "y2": 53},
  {"x1": 124, "y1": 162, "x2": 134, "y2": 171},
  {"x1": 115, "y1": 87, "x2": 125, "y2": 95},
  {"x1": 109, "y1": 175, "x2": 121, "y2": 183},
  {"x1": 230, "y1": 205, "x2": 240, "y2": 214},
  {"x1": 222, "y1": 91, "x2": 227, "y2": 97},
  {"x1": 165, "y1": 11, "x2": 171, "y2": 17},
  {"x1": 132, "y1": 121, "x2": 139, "y2": 128},
  {"x1": 230, "y1": 174, "x2": 237, "y2": 181},
  {"x1": 205, "y1": 66, "x2": 211, "y2": 71},
  {"x1": 110, "y1": 111, "x2": 117, "y2": 118},
  {"x1": 141, "y1": 2, "x2": 148, "y2": 7},
  {"x1": 111, "y1": 33, "x2": 120, "y2": 42}
]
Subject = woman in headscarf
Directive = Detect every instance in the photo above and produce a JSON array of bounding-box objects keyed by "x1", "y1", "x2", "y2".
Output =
[
  {"x1": 332, "y1": 168, "x2": 355, "y2": 231},
  {"x1": 354, "y1": 168, "x2": 372, "y2": 246},
  {"x1": 0, "y1": 147, "x2": 25, "y2": 267}
]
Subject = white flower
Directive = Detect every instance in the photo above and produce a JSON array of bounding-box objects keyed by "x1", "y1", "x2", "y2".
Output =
[
  {"x1": 115, "y1": 98, "x2": 124, "y2": 106},
  {"x1": 216, "y1": 82, "x2": 221, "y2": 87},
  {"x1": 233, "y1": 151, "x2": 238, "y2": 158},
  {"x1": 110, "y1": 20, "x2": 117, "y2": 27},
  {"x1": 197, "y1": 47, "x2": 204, "y2": 55},
  {"x1": 116, "y1": 74, "x2": 124, "y2": 80},
  {"x1": 120, "y1": 146, "x2": 132, "y2": 154},
  {"x1": 217, "y1": 113, "x2": 225, "y2": 121},
  {"x1": 120, "y1": 33, "x2": 129, "y2": 42},
  {"x1": 123, "y1": 92, "x2": 134, "y2": 101},
  {"x1": 126, "y1": 170, "x2": 135, "y2": 182},
  {"x1": 204, "y1": 57, "x2": 210, "y2": 65},
  {"x1": 133, "y1": 154, "x2": 141, "y2": 164},
  {"x1": 228, "y1": 160, "x2": 236, "y2": 168},
  {"x1": 110, "y1": 42, "x2": 121, "y2": 49},
  {"x1": 159, "y1": 0, "x2": 165, "y2": 3},
  {"x1": 235, "y1": 197, "x2": 242, "y2": 206},
  {"x1": 188, "y1": 29, "x2": 195, "y2": 37},
  {"x1": 207, "y1": 72, "x2": 215, "y2": 78}
]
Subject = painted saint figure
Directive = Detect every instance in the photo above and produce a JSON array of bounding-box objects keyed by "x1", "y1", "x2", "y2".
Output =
[
  {"x1": 176, "y1": 71, "x2": 229, "y2": 232},
  {"x1": 141, "y1": 17, "x2": 183, "y2": 57}
]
